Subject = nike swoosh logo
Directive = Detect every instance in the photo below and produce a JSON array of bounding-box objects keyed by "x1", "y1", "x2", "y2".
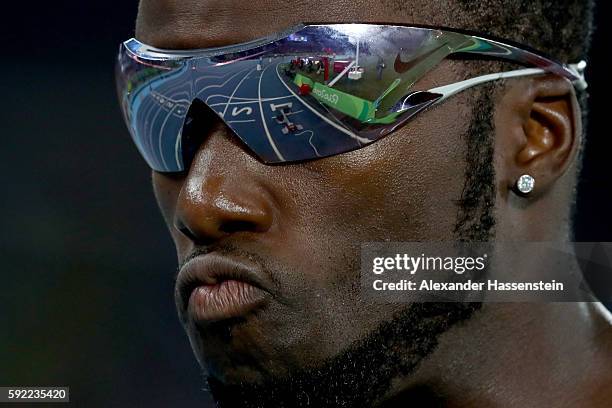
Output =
[{"x1": 394, "y1": 44, "x2": 447, "y2": 74}]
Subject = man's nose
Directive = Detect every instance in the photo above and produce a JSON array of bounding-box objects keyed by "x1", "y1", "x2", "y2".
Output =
[{"x1": 173, "y1": 129, "x2": 274, "y2": 244}]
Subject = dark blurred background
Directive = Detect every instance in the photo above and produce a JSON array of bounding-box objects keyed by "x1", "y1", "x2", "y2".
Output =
[{"x1": 0, "y1": 1, "x2": 610, "y2": 407}]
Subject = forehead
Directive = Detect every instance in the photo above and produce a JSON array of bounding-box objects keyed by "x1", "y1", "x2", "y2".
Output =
[{"x1": 136, "y1": 0, "x2": 457, "y2": 48}]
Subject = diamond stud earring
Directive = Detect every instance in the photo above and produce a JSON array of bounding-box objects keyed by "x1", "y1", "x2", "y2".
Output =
[{"x1": 515, "y1": 174, "x2": 535, "y2": 195}]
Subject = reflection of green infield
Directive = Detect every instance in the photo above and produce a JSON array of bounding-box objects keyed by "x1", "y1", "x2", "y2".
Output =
[
  {"x1": 283, "y1": 64, "x2": 407, "y2": 125},
  {"x1": 283, "y1": 54, "x2": 416, "y2": 121}
]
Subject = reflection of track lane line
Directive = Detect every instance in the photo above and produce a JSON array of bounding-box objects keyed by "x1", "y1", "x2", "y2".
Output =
[
  {"x1": 274, "y1": 63, "x2": 371, "y2": 145},
  {"x1": 227, "y1": 119, "x2": 256, "y2": 123},
  {"x1": 221, "y1": 67, "x2": 258, "y2": 118},
  {"x1": 193, "y1": 65, "x2": 248, "y2": 89},
  {"x1": 151, "y1": 71, "x2": 197, "y2": 109},
  {"x1": 148, "y1": 66, "x2": 243, "y2": 168},
  {"x1": 150, "y1": 91, "x2": 189, "y2": 105},
  {"x1": 154, "y1": 90, "x2": 190, "y2": 106},
  {"x1": 128, "y1": 63, "x2": 189, "y2": 110},
  {"x1": 128, "y1": 64, "x2": 189, "y2": 169},
  {"x1": 269, "y1": 110, "x2": 304, "y2": 120},
  {"x1": 153, "y1": 105, "x2": 176, "y2": 170},
  {"x1": 154, "y1": 68, "x2": 237, "y2": 169},
  {"x1": 143, "y1": 65, "x2": 249, "y2": 169},
  {"x1": 135, "y1": 103, "x2": 155, "y2": 167},
  {"x1": 317, "y1": 98, "x2": 358, "y2": 133},
  {"x1": 258, "y1": 64, "x2": 285, "y2": 161},
  {"x1": 152, "y1": 71, "x2": 195, "y2": 108},
  {"x1": 207, "y1": 95, "x2": 294, "y2": 107},
  {"x1": 155, "y1": 76, "x2": 192, "y2": 102},
  {"x1": 175, "y1": 124, "x2": 182, "y2": 169},
  {"x1": 298, "y1": 130, "x2": 322, "y2": 157},
  {"x1": 147, "y1": 103, "x2": 168, "y2": 169},
  {"x1": 200, "y1": 67, "x2": 252, "y2": 100},
  {"x1": 158, "y1": 105, "x2": 181, "y2": 170},
  {"x1": 143, "y1": 93, "x2": 186, "y2": 169},
  {"x1": 143, "y1": 84, "x2": 189, "y2": 167},
  {"x1": 137, "y1": 100, "x2": 156, "y2": 161},
  {"x1": 146, "y1": 88, "x2": 189, "y2": 168},
  {"x1": 145, "y1": 64, "x2": 246, "y2": 118},
  {"x1": 140, "y1": 89, "x2": 176, "y2": 164},
  {"x1": 286, "y1": 129, "x2": 322, "y2": 157}
]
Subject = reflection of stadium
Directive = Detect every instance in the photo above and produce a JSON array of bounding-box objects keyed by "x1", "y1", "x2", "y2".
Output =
[
  {"x1": 118, "y1": 24, "x2": 456, "y2": 169},
  {"x1": 121, "y1": 50, "x2": 370, "y2": 167},
  {"x1": 278, "y1": 51, "x2": 410, "y2": 127},
  {"x1": 274, "y1": 30, "x2": 423, "y2": 126}
]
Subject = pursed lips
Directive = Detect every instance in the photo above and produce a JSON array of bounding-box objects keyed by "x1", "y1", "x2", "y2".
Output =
[{"x1": 176, "y1": 253, "x2": 271, "y2": 324}]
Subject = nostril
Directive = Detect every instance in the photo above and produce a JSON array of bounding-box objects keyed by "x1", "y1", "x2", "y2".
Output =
[
  {"x1": 177, "y1": 224, "x2": 198, "y2": 242},
  {"x1": 175, "y1": 177, "x2": 274, "y2": 241},
  {"x1": 175, "y1": 214, "x2": 269, "y2": 242},
  {"x1": 177, "y1": 224, "x2": 217, "y2": 246},
  {"x1": 219, "y1": 219, "x2": 260, "y2": 234}
]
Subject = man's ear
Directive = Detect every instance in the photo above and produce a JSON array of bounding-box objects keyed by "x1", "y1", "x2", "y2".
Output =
[{"x1": 495, "y1": 75, "x2": 582, "y2": 198}]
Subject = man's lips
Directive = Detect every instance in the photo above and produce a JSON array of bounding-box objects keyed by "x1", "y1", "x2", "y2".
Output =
[
  {"x1": 176, "y1": 253, "x2": 270, "y2": 324},
  {"x1": 189, "y1": 280, "x2": 267, "y2": 322}
]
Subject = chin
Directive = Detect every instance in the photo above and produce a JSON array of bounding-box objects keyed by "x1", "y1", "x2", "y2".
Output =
[{"x1": 186, "y1": 318, "x2": 296, "y2": 386}]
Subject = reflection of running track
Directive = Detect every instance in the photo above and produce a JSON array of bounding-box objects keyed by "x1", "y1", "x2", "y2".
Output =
[{"x1": 130, "y1": 57, "x2": 367, "y2": 170}]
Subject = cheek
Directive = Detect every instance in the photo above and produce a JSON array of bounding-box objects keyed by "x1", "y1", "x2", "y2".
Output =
[
  {"x1": 151, "y1": 172, "x2": 186, "y2": 249},
  {"x1": 280, "y1": 98, "x2": 469, "y2": 258},
  {"x1": 258, "y1": 103, "x2": 468, "y2": 358}
]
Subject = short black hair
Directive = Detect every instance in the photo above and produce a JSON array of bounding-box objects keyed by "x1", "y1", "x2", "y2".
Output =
[
  {"x1": 385, "y1": 0, "x2": 595, "y2": 62},
  {"x1": 449, "y1": 1, "x2": 596, "y2": 240},
  {"x1": 455, "y1": 0, "x2": 595, "y2": 63},
  {"x1": 453, "y1": 83, "x2": 497, "y2": 241},
  {"x1": 454, "y1": 0, "x2": 596, "y2": 172}
]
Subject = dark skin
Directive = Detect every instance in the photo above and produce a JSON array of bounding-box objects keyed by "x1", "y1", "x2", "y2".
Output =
[{"x1": 136, "y1": 0, "x2": 612, "y2": 406}]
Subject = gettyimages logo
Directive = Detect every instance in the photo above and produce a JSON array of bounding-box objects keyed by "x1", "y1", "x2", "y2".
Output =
[
  {"x1": 361, "y1": 242, "x2": 612, "y2": 302},
  {"x1": 372, "y1": 253, "x2": 488, "y2": 275}
]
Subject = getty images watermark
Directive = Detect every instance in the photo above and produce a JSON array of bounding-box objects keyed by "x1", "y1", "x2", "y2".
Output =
[{"x1": 361, "y1": 242, "x2": 612, "y2": 302}]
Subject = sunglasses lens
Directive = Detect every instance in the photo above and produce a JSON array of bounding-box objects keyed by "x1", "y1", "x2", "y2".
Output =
[
  {"x1": 116, "y1": 43, "x2": 193, "y2": 172},
  {"x1": 116, "y1": 25, "x2": 460, "y2": 170}
]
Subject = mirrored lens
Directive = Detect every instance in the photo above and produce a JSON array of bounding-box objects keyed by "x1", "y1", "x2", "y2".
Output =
[
  {"x1": 116, "y1": 42, "x2": 191, "y2": 171},
  {"x1": 116, "y1": 24, "x2": 568, "y2": 170},
  {"x1": 117, "y1": 25, "x2": 457, "y2": 170}
]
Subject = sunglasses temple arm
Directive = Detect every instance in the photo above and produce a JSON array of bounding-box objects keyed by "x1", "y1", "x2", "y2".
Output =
[
  {"x1": 427, "y1": 62, "x2": 587, "y2": 105},
  {"x1": 427, "y1": 68, "x2": 543, "y2": 104},
  {"x1": 454, "y1": 33, "x2": 588, "y2": 86},
  {"x1": 570, "y1": 60, "x2": 588, "y2": 90}
]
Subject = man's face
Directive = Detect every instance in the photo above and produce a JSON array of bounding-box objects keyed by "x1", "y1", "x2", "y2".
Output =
[{"x1": 138, "y1": 0, "x2": 484, "y2": 403}]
